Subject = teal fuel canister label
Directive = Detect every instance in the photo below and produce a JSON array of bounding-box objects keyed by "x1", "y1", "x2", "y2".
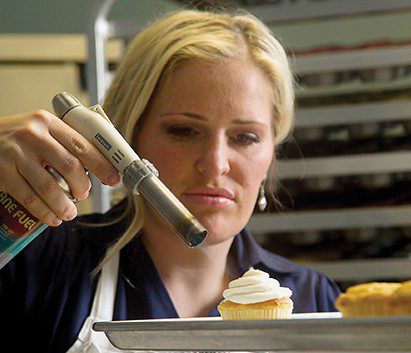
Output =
[{"x1": 0, "y1": 191, "x2": 41, "y2": 252}]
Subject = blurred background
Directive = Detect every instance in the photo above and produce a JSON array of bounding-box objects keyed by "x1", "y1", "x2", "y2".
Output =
[{"x1": 1, "y1": 0, "x2": 411, "y2": 290}]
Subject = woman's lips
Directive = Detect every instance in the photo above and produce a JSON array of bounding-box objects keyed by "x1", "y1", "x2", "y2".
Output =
[{"x1": 182, "y1": 187, "x2": 235, "y2": 207}]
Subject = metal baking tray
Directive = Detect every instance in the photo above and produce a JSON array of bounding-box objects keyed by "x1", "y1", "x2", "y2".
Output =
[{"x1": 93, "y1": 313, "x2": 411, "y2": 351}]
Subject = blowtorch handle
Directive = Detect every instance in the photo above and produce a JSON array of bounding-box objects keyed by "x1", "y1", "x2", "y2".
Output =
[{"x1": 63, "y1": 105, "x2": 139, "y2": 174}]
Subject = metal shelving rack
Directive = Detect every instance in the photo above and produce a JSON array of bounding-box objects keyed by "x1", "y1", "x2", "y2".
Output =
[
  {"x1": 248, "y1": 28, "x2": 411, "y2": 281},
  {"x1": 87, "y1": 0, "x2": 411, "y2": 281},
  {"x1": 242, "y1": 0, "x2": 411, "y2": 24}
]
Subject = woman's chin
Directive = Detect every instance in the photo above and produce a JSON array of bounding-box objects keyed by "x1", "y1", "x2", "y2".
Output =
[
  {"x1": 197, "y1": 221, "x2": 244, "y2": 246},
  {"x1": 202, "y1": 236, "x2": 234, "y2": 248}
]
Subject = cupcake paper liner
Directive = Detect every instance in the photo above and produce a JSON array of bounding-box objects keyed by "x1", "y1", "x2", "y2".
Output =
[
  {"x1": 219, "y1": 308, "x2": 293, "y2": 320},
  {"x1": 339, "y1": 303, "x2": 394, "y2": 317}
]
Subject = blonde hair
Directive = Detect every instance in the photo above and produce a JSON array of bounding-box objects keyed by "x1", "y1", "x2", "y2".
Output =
[{"x1": 93, "y1": 9, "x2": 295, "y2": 275}]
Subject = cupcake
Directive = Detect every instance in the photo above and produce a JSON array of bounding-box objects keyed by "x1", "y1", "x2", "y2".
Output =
[
  {"x1": 335, "y1": 282, "x2": 401, "y2": 317},
  {"x1": 217, "y1": 268, "x2": 293, "y2": 320},
  {"x1": 390, "y1": 280, "x2": 411, "y2": 316}
]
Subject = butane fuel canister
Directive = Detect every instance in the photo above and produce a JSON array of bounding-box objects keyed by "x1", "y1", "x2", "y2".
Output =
[{"x1": 0, "y1": 167, "x2": 76, "y2": 269}]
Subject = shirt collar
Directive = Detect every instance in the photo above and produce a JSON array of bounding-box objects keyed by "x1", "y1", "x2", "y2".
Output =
[{"x1": 230, "y1": 228, "x2": 299, "y2": 276}]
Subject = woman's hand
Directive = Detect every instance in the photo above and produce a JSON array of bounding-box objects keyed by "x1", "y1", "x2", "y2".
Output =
[{"x1": 0, "y1": 109, "x2": 120, "y2": 226}]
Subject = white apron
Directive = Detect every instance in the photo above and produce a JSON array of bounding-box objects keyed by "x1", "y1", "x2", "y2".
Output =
[{"x1": 66, "y1": 250, "x2": 124, "y2": 353}]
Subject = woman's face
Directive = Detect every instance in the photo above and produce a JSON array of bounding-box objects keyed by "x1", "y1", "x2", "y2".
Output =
[{"x1": 136, "y1": 55, "x2": 274, "y2": 245}]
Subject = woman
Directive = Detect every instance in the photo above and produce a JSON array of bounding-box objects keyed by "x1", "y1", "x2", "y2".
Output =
[{"x1": 0, "y1": 9, "x2": 340, "y2": 353}]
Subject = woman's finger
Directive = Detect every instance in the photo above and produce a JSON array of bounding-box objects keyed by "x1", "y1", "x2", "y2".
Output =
[
  {"x1": 16, "y1": 156, "x2": 77, "y2": 222},
  {"x1": 33, "y1": 134, "x2": 92, "y2": 202},
  {"x1": 4, "y1": 167, "x2": 64, "y2": 226},
  {"x1": 47, "y1": 112, "x2": 121, "y2": 186}
]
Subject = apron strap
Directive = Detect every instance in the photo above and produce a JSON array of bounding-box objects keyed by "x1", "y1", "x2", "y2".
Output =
[
  {"x1": 91, "y1": 250, "x2": 120, "y2": 321},
  {"x1": 73, "y1": 249, "x2": 120, "y2": 346}
]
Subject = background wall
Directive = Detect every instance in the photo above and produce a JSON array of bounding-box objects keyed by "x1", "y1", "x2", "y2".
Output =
[
  {"x1": 0, "y1": 0, "x2": 410, "y2": 51},
  {"x1": 0, "y1": 0, "x2": 179, "y2": 34}
]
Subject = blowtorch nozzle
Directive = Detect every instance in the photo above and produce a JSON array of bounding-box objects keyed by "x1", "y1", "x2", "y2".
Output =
[{"x1": 52, "y1": 92, "x2": 207, "y2": 247}]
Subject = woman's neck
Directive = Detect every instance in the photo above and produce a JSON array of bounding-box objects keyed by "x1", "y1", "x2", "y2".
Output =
[
  {"x1": 141, "y1": 218, "x2": 235, "y2": 317},
  {"x1": 142, "y1": 223, "x2": 234, "y2": 278}
]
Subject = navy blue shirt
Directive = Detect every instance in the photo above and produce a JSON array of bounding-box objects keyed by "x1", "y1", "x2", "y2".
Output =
[{"x1": 0, "y1": 200, "x2": 341, "y2": 353}]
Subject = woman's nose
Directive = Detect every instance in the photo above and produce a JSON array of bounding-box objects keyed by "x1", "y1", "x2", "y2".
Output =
[{"x1": 195, "y1": 137, "x2": 230, "y2": 177}]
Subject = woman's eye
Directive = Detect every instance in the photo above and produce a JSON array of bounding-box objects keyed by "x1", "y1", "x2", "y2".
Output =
[
  {"x1": 166, "y1": 126, "x2": 197, "y2": 138},
  {"x1": 233, "y1": 133, "x2": 260, "y2": 145}
]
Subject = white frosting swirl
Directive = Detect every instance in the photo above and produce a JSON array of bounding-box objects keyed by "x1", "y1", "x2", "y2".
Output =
[{"x1": 222, "y1": 268, "x2": 292, "y2": 304}]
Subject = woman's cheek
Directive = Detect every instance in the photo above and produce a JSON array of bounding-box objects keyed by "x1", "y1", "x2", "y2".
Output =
[{"x1": 151, "y1": 148, "x2": 195, "y2": 189}]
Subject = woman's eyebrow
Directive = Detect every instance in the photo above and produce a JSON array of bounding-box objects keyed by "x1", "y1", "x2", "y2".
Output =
[
  {"x1": 232, "y1": 119, "x2": 267, "y2": 127},
  {"x1": 160, "y1": 112, "x2": 207, "y2": 121},
  {"x1": 160, "y1": 112, "x2": 267, "y2": 127}
]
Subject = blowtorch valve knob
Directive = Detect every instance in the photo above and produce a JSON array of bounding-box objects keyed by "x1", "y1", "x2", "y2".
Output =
[
  {"x1": 141, "y1": 159, "x2": 159, "y2": 177},
  {"x1": 122, "y1": 159, "x2": 159, "y2": 195}
]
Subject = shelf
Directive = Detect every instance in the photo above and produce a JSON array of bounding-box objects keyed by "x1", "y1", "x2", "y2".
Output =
[
  {"x1": 293, "y1": 45, "x2": 411, "y2": 74},
  {"x1": 277, "y1": 151, "x2": 411, "y2": 179},
  {"x1": 295, "y1": 100, "x2": 411, "y2": 128},
  {"x1": 245, "y1": 0, "x2": 411, "y2": 24},
  {"x1": 296, "y1": 74, "x2": 411, "y2": 98},
  {"x1": 247, "y1": 205, "x2": 411, "y2": 233},
  {"x1": 309, "y1": 258, "x2": 411, "y2": 281},
  {"x1": 0, "y1": 35, "x2": 123, "y2": 63}
]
